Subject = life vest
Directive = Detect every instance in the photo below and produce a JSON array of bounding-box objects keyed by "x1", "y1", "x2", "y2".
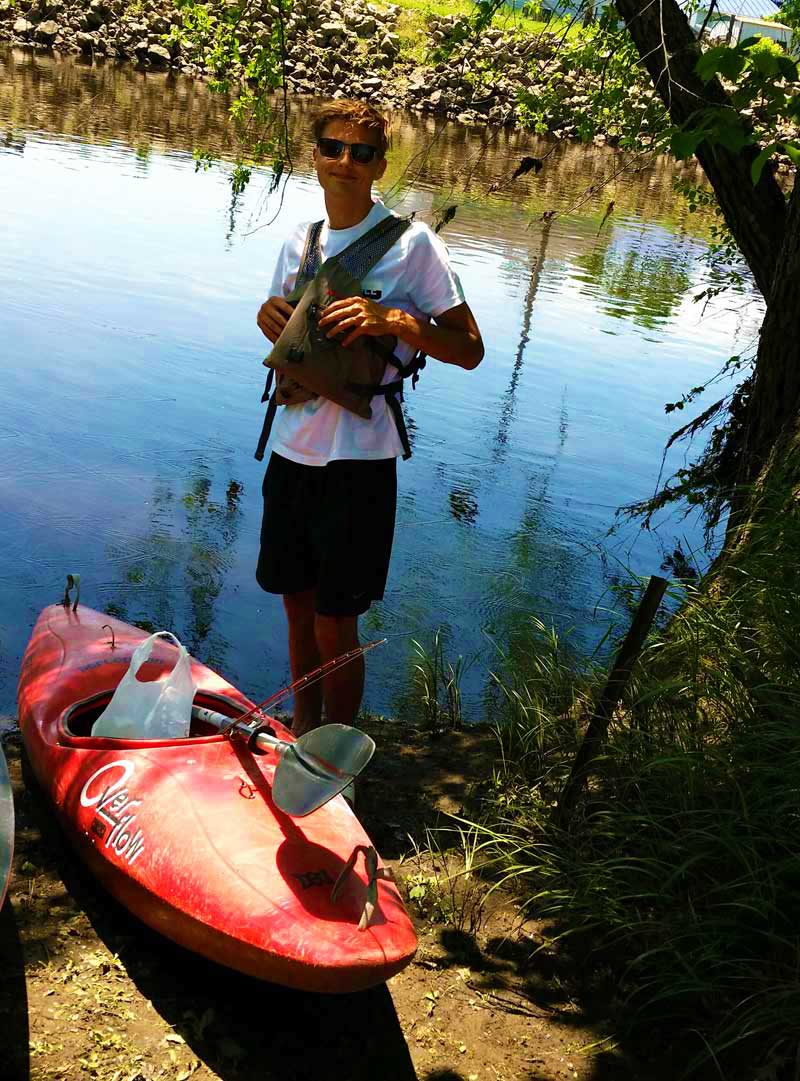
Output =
[{"x1": 254, "y1": 214, "x2": 426, "y2": 462}]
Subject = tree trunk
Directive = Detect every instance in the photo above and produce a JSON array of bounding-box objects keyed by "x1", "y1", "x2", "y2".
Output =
[
  {"x1": 614, "y1": 0, "x2": 787, "y2": 299},
  {"x1": 612, "y1": 0, "x2": 800, "y2": 544},
  {"x1": 737, "y1": 181, "x2": 800, "y2": 491}
]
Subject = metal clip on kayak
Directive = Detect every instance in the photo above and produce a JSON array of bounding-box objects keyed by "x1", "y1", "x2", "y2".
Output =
[{"x1": 191, "y1": 706, "x2": 375, "y2": 818}]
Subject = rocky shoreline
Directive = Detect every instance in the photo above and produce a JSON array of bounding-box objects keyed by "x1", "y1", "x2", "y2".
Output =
[{"x1": 0, "y1": 0, "x2": 637, "y2": 139}]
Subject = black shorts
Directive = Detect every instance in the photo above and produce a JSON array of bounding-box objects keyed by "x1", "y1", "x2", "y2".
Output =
[{"x1": 256, "y1": 452, "x2": 397, "y2": 617}]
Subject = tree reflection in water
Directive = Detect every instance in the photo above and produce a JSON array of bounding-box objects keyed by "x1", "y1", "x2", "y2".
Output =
[
  {"x1": 574, "y1": 234, "x2": 694, "y2": 330},
  {"x1": 105, "y1": 467, "x2": 243, "y2": 674}
]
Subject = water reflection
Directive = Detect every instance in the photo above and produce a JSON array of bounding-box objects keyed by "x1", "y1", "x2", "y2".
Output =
[
  {"x1": 0, "y1": 47, "x2": 238, "y2": 158},
  {"x1": 104, "y1": 469, "x2": 243, "y2": 675},
  {"x1": 0, "y1": 46, "x2": 715, "y2": 238},
  {"x1": 0, "y1": 46, "x2": 762, "y2": 719},
  {"x1": 494, "y1": 219, "x2": 552, "y2": 461},
  {"x1": 574, "y1": 233, "x2": 695, "y2": 330},
  {"x1": 448, "y1": 485, "x2": 479, "y2": 526},
  {"x1": 2, "y1": 126, "x2": 24, "y2": 153},
  {"x1": 482, "y1": 468, "x2": 580, "y2": 660}
]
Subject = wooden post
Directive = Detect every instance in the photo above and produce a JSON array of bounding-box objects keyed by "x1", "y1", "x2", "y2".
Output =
[{"x1": 555, "y1": 575, "x2": 668, "y2": 826}]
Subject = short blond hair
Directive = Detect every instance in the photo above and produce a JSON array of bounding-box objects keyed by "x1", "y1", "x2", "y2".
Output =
[{"x1": 312, "y1": 100, "x2": 390, "y2": 157}]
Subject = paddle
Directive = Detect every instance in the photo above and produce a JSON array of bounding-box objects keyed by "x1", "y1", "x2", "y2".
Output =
[
  {"x1": 192, "y1": 708, "x2": 375, "y2": 816},
  {"x1": 191, "y1": 639, "x2": 385, "y2": 817},
  {"x1": 0, "y1": 740, "x2": 14, "y2": 909}
]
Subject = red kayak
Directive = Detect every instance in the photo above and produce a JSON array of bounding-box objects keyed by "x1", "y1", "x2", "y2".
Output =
[{"x1": 17, "y1": 602, "x2": 417, "y2": 992}]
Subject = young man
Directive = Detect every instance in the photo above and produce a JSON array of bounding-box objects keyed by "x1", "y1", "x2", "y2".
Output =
[{"x1": 256, "y1": 100, "x2": 484, "y2": 736}]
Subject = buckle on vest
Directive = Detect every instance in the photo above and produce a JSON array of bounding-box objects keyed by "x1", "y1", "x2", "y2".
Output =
[{"x1": 308, "y1": 303, "x2": 336, "y2": 352}]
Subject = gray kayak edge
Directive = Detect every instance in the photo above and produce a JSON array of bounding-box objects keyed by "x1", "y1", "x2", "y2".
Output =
[{"x1": 0, "y1": 741, "x2": 14, "y2": 909}]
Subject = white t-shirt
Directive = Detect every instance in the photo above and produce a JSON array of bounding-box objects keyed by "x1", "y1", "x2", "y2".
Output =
[{"x1": 266, "y1": 200, "x2": 465, "y2": 466}]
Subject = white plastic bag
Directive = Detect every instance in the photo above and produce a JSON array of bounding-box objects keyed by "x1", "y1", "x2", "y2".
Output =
[{"x1": 92, "y1": 631, "x2": 195, "y2": 740}]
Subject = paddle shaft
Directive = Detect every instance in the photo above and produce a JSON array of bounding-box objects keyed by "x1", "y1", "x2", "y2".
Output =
[
  {"x1": 191, "y1": 706, "x2": 367, "y2": 816},
  {"x1": 191, "y1": 706, "x2": 348, "y2": 781},
  {"x1": 191, "y1": 706, "x2": 285, "y2": 755}
]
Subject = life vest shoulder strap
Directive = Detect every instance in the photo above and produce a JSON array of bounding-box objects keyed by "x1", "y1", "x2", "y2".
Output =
[
  {"x1": 298, "y1": 220, "x2": 324, "y2": 285},
  {"x1": 298, "y1": 213, "x2": 413, "y2": 290},
  {"x1": 335, "y1": 214, "x2": 413, "y2": 281},
  {"x1": 254, "y1": 368, "x2": 278, "y2": 462}
]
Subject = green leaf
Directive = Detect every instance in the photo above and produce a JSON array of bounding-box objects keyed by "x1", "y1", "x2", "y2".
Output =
[
  {"x1": 749, "y1": 47, "x2": 782, "y2": 77},
  {"x1": 712, "y1": 117, "x2": 750, "y2": 154},
  {"x1": 783, "y1": 143, "x2": 800, "y2": 166},
  {"x1": 750, "y1": 143, "x2": 778, "y2": 185},
  {"x1": 695, "y1": 44, "x2": 746, "y2": 83},
  {"x1": 718, "y1": 49, "x2": 748, "y2": 81},
  {"x1": 671, "y1": 128, "x2": 706, "y2": 159},
  {"x1": 695, "y1": 45, "x2": 730, "y2": 82},
  {"x1": 777, "y1": 55, "x2": 799, "y2": 81}
]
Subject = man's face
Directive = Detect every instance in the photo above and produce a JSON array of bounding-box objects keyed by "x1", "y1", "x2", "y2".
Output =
[{"x1": 312, "y1": 119, "x2": 387, "y2": 203}]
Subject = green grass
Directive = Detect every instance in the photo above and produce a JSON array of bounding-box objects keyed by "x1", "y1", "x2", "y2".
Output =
[
  {"x1": 378, "y1": 0, "x2": 581, "y2": 66},
  {"x1": 411, "y1": 479, "x2": 800, "y2": 1077},
  {"x1": 387, "y1": 0, "x2": 549, "y2": 30},
  {"x1": 400, "y1": 627, "x2": 472, "y2": 732}
]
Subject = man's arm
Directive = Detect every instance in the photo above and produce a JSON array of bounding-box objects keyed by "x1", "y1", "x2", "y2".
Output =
[{"x1": 317, "y1": 298, "x2": 484, "y2": 371}]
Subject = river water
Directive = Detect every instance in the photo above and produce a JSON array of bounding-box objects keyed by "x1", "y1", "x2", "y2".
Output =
[{"x1": 0, "y1": 47, "x2": 763, "y2": 721}]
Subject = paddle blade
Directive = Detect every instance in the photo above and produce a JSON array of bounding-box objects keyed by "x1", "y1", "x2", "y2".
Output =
[
  {"x1": 271, "y1": 724, "x2": 375, "y2": 817},
  {"x1": 0, "y1": 744, "x2": 14, "y2": 909},
  {"x1": 295, "y1": 723, "x2": 375, "y2": 778}
]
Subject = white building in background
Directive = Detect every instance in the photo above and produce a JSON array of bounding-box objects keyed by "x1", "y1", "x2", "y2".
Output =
[
  {"x1": 529, "y1": 0, "x2": 794, "y2": 48},
  {"x1": 688, "y1": 0, "x2": 795, "y2": 49}
]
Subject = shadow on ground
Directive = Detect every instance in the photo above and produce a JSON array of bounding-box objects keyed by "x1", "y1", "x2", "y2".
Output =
[
  {"x1": 11, "y1": 739, "x2": 416, "y2": 1081},
  {"x1": 418, "y1": 918, "x2": 715, "y2": 1081},
  {"x1": 0, "y1": 897, "x2": 30, "y2": 1080},
  {"x1": 5, "y1": 722, "x2": 719, "y2": 1081},
  {"x1": 356, "y1": 718, "x2": 498, "y2": 860}
]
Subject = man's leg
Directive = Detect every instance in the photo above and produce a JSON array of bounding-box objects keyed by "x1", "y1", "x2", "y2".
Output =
[
  {"x1": 283, "y1": 588, "x2": 323, "y2": 736},
  {"x1": 314, "y1": 613, "x2": 363, "y2": 726},
  {"x1": 297, "y1": 456, "x2": 395, "y2": 733}
]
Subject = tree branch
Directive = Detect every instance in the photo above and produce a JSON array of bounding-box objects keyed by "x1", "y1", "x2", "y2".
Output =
[{"x1": 614, "y1": 0, "x2": 787, "y2": 298}]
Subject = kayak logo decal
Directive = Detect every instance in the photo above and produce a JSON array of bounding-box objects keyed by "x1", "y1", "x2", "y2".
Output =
[
  {"x1": 292, "y1": 869, "x2": 335, "y2": 890},
  {"x1": 80, "y1": 761, "x2": 145, "y2": 866}
]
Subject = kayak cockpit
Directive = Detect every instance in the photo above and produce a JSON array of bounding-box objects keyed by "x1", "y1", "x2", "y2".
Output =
[{"x1": 58, "y1": 690, "x2": 253, "y2": 746}]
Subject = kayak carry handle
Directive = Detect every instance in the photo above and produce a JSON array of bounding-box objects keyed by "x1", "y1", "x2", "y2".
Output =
[{"x1": 62, "y1": 573, "x2": 81, "y2": 612}]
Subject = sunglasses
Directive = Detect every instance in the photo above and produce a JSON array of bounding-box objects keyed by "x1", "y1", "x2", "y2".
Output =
[{"x1": 316, "y1": 137, "x2": 381, "y2": 165}]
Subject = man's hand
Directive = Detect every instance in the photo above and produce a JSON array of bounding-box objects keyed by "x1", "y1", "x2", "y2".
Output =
[
  {"x1": 317, "y1": 297, "x2": 396, "y2": 348},
  {"x1": 319, "y1": 298, "x2": 484, "y2": 370},
  {"x1": 257, "y1": 296, "x2": 294, "y2": 344}
]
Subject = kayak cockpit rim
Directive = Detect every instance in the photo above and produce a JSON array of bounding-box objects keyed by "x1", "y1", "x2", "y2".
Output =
[{"x1": 57, "y1": 689, "x2": 263, "y2": 749}]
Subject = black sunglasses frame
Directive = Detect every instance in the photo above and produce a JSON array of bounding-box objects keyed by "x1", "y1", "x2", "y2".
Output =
[{"x1": 316, "y1": 138, "x2": 382, "y2": 165}]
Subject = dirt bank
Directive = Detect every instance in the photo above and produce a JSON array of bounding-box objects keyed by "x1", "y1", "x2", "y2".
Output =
[{"x1": 0, "y1": 718, "x2": 656, "y2": 1081}]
